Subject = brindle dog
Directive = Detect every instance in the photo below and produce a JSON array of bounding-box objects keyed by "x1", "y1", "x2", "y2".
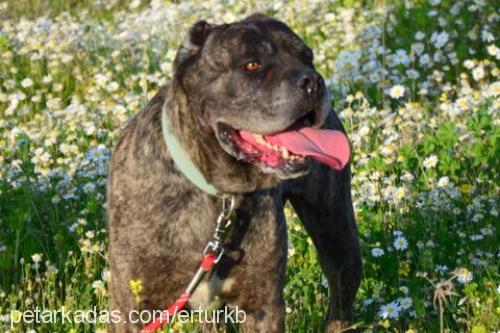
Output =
[{"x1": 107, "y1": 13, "x2": 362, "y2": 333}]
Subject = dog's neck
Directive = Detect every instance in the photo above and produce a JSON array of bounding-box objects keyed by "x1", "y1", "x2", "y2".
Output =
[
  {"x1": 162, "y1": 85, "x2": 279, "y2": 195},
  {"x1": 161, "y1": 97, "x2": 220, "y2": 196}
]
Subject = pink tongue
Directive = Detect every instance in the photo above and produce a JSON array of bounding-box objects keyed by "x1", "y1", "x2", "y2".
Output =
[{"x1": 240, "y1": 128, "x2": 350, "y2": 170}]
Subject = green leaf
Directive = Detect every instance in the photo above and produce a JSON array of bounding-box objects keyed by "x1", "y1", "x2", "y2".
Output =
[{"x1": 0, "y1": 34, "x2": 8, "y2": 49}]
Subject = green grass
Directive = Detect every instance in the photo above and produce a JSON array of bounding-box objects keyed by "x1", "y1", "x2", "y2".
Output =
[{"x1": 0, "y1": 0, "x2": 499, "y2": 332}]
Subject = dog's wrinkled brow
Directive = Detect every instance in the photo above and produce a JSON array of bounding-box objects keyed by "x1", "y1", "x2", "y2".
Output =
[{"x1": 259, "y1": 40, "x2": 274, "y2": 54}]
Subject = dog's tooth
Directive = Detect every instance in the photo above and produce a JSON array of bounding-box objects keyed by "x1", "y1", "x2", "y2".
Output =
[
  {"x1": 254, "y1": 134, "x2": 265, "y2": 144},
  {"x1": 273, "y1": 145, "x2": 280, "y2": 152},
  {"x1": 282, "y1": 147, "x2": 289, "y2": 159}
]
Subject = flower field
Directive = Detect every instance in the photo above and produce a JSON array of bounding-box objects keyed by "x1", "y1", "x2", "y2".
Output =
[{"x1": 0, "y1": 0, "x2": 498, "y2": 332}]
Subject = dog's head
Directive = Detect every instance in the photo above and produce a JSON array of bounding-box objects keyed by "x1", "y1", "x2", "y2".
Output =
[{"x1": 172, "y1": 14, "x2": 349, "y2": 180}]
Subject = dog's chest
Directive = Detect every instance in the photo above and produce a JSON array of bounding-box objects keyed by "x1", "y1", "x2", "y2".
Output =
[{"x1": 188, "y1": 274, "x2": 236, "y2": 309}]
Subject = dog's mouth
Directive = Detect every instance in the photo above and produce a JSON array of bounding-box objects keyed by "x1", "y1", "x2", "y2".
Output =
[{"x1": 216, "y1": 111, "x2": 350, "y2": 178}]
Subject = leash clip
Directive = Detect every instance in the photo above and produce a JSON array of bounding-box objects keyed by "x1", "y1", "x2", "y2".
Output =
[
  {"x1": 203, "y1": 241, "x2": 224, "y2": 263},
  {"x1": 141, "y1": 197, "x2": 236, "y2": 333},
  {"x1": 221, "y1": 195, "x2": 235, "y2": 219},
  {"x1": 203, "y1": 195, "x2": 235, "y2": 264},
  {"x1": 214, "y1": 214, "x2": 232, "y2": 241}
]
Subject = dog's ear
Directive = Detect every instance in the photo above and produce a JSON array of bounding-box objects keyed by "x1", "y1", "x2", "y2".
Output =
[{"x1": 174, "y1": 21, "x2": 213, "y2": 69}]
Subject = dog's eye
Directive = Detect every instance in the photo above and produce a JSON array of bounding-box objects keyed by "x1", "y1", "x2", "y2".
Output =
[{"x1": 243, "y1": 61, "x2": 261, "y2": 72}]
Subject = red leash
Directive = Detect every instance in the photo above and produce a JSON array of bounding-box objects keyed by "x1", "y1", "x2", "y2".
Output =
[
  {"x1": 140, "y1": 196, "x2": 234, "y2": 333},
  {"x1": 140, "y1": 254, "x2": 217, "y2": 333}
]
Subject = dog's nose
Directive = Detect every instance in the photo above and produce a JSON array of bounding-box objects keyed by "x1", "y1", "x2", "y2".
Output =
[{"x1": 298, "y1": 71, "x2": 323, "y2": 97}]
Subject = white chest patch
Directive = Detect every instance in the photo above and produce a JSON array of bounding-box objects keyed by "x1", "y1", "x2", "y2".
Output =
[{"x1": 188, "y1": 275, "x2": 235, "y2": 309}]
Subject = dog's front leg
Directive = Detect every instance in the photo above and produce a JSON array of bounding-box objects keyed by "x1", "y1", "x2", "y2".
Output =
[
  {"x1": 219, "y1": 193, "x2": 287, "y2": 333},
  {"x1": 286, "y1": 162, "x2": 362, "y2": 333},
  {"x1": 237, "y1": 302, "x2": 285, "y2": 333}
]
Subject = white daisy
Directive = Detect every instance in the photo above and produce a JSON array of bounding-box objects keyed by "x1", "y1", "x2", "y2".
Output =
[
  {"x1": 472, "y1": 66, "x2": 485, "y2": 81},
  {"x1": 388, "y1": 85, "x2": 405, "y2": 99},
  {"x1": 371, "y1": 248, "x2": 385, "y2": 257},
  {"x1": 456, "y1": 268, "x2": 473, "y2": 284},
  {"x1": 423, "y1": 155, "x2": 438, "y2": 169},
  {"x1": 393, "y1": 236, "x2": 408, "y2": 251},
  {"x1": 431, "y1": 31, "x2": 449, "y2": 49},
  {"x1": 31, "y1": 253, "x2": 43, "y2": 263},
  {"x1": 378, "y1": 301, "x2": 401, "y2": 319},
  {"x1": 21, "y1": 77, "x2": 34, "y2": 88},
  {"x1": 399, "y1": 296, "x2": 413, "y2": 309}
]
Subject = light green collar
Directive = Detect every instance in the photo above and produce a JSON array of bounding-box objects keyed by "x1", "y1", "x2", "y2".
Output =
[{"x1": 161, "y1": 108, "x2": 220, "y2": 196}]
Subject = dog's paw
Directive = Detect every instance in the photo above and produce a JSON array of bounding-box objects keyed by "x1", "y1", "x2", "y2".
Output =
[{"x1": 326, "y1": 320, "x2": 358, "y2": 333}]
